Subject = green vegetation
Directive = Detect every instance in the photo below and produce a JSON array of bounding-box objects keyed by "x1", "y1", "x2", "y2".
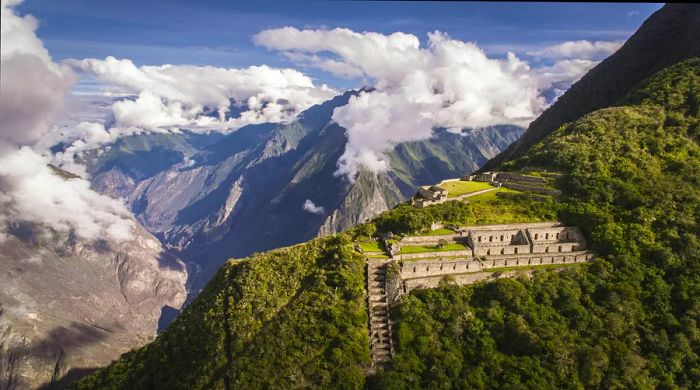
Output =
[
  {"x1": 465, "y1": 186, "x2": 522, "y2": 202},
  {"x1": 422, "y1": 228, "x2": 456, "y2": 236},
  {"x1": 372, "y1": 58, "x2": 700, "y2": 388},
  {"x1": 372, "y1": 192, "x2": 556, "y2": 237},
  {"x1": 73, "y1": 235, "x2": 370, "y2": 389},
  {"x1": 357, "y1": 241, "x2": 384, "y2": 253},
  {"x1": 398, "y1": 243, "x2": 467, "y2": 255},
  {"x1": 440, "y1": 180, "x2": 494, "y2": 198},
  {"x1": 484, "y1": 262, "x2": 589, "y2": 273}
]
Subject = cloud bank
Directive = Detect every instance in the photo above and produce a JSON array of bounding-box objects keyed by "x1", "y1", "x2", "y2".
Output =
[
  {"x1": 0, "y1": 148, "x2": 133, "y2": 241},
  {"x1": 255, "y1": 30, "x2": 624, "y2": 179},
  {"x1": 67, "y1": 56, "x2": 337, "y2": 132},
  {"x1": 527, "y1": 40, "x2": 622, "y2": 60},
  {"x1": 0, "y1": 0, "x2": 133, "y2": 242},
  {"x1": 255, "y1": 28, "x2": 546, "y2": 179},
  {"x1": 0, "y1": 0, "x2": 76, "y2": 146}
]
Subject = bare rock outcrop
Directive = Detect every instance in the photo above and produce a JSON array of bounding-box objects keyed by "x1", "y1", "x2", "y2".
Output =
[{"x1": 0, "y1": 221, "x2": 187, "y2": 389}]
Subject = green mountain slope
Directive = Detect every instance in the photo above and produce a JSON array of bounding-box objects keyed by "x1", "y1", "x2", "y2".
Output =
[
  {"x1": 71, "y1": 33, "x2": 700, "y2": 390},
  {"x1": 373, "y1": 58, "x2": 700, "y2": 388},
  {"x1": 73, "y1": 235, "x2": 370, "y2": 389},
  {"x1": 482, "y1": 3, "x2": 700, "y2": 170}
]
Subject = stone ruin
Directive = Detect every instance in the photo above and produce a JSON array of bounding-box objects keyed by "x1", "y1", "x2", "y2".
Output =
[
  {"x1": 464, "y1": 171, "x2": 562, "y2": 196},
  {"x1": 411, "y1": 185, "x2": 449, "y2": 208},
  {"x1": 411, "y1": 171, "x2": 563, "y2": 208},
  {"x1": 364, "y1": 221, "x2": 594, "y2": 369}
]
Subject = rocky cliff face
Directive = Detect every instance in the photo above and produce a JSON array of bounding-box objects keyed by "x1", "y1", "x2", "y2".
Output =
[
  {"x1": 0, "y1": 220, "x2": 187, "y2": 389},
  {"x1": 84, "y1": 92, "x2": 522, "y2": 293}
]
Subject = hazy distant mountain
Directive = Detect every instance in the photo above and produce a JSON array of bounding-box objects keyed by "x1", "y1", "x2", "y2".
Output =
[{"x1": 85, "y1": 91, "x2": 522, "y2": 292}]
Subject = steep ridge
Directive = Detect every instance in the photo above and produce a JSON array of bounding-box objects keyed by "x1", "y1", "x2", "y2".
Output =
[
  {"x1": 86, "y1": 131, "x2": 223, "y2": 200},
  {"x1": 71, "y1": 41, "x2": 700, "y2": 390},
  {"x1": 481, "y1": 3, "x2": 700, "y2": 170},
  {"x1": 85, "y1": 92, "x2": 522, "y2": 293}
]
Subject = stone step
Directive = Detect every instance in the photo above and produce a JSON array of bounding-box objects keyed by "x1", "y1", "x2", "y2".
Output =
[
  {"x1": 375, "y1": 343, "x2": 391, "y2": 351},
  {"x1": 373, "y1": 348, "x2": 391, "y2": 357},
  {"x1": 371, "y1": 323, "x2": 388, "y2": 331},
  {"x1": 367, "y1": 261, "x2": 393, "y2": 367},
  {"x1": 370, "y1": 317, "x2": 388, "y2": 324},
  {"x1": 371, "y1": 318, "x2": 388, "y2": 326}
]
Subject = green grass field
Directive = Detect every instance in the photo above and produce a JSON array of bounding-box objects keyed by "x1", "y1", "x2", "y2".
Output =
[
  {"x1": 440, "y1": 180, "x2": 495, "y2": 198},
  {"x1": 466, "y1": 187, "x2": 521, "y2": 202},
  {"x1": 423, "y1": 228, "x2": 456, "y2": 236},
  {"x1": 398, "y1": 243, "x2": 467, "y2": 254},
  {"x1": 358, "y1": 241, "x2": 384, "y2": 253}
]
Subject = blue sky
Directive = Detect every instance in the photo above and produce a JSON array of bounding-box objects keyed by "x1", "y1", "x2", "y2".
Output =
[{"x1": 18, "y1": 1, "x2": 662, "y2": 89}]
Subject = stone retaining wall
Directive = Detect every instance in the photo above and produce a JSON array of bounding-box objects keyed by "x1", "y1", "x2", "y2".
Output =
[
  {"x1": 402, "y1": 252, "x2": 593, "y2": 292},
  {"x1": 398, "y1": 251, "x2": 592, "y2": 281},
  {"x1": 400, "y1": 234, "x2": 461, "y2": 245},
  {"x1": 474, "y1": 243, "x2": 531, "y2": 256},
  {"x1": 400, "y1": 259, "x2": 481, "y2": 279},
  {"x1": 404, "y1": 270, "x2": 529, "y2": 292},
  {"x1": 394, "y1": 249, "x2": 472, "y2": 260}
]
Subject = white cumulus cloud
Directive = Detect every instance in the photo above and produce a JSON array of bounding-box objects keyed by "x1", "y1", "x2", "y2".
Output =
[
  {"x1": 302, "y1": 199, "x2": 325, "y2": 215},
  {"x1": 66, "y1": 56, "x2": 338, "y2": 132},
  {"x1": 255, "y1": 28, "x2": 546, "y2": 180},
  {"x1": 527, "y1": 40, "x2": 622, "y2": 60},
  {"x1": 0, "y1": 0, "x2": 134, "y2": 242},
  {"x1": 0, "y1": 0, "x2": 76, "y2": 146},
  {"x1": 0, "y1": 148, "x2": 134, "y2": 241}
]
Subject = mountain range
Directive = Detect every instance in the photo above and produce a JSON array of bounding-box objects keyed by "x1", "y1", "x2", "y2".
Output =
[{"x1": 82, "y1": 91, "x2": 522, "y2": 293}]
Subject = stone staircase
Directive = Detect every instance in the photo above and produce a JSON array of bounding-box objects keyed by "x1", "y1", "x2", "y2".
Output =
[{"x1": 367, "y1": 259, "x2": 392, "y2": 369}]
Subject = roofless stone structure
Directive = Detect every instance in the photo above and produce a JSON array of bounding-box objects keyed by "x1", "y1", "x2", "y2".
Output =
[{"x1": 363, "y1": 222, "x2": 594, "y2": 370}]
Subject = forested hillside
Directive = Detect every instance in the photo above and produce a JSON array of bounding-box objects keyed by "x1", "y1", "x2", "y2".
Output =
[{"x1": 373, "y1": 58, "x2": 700, "y2": 388}]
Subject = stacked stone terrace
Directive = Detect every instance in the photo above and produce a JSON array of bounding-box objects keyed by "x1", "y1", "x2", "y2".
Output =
[
  {"x1": 361, "y1": 221, "x2": 593, "y2": 367},
  {"x1": 411, "y1": 171, "x2": 562, "y2": 208},
  {"x1": 465, "y1": 171, "x2": 562, "y2": 196},
  {"x1": 393, "y1": 222, "x2": 592, "y2": 292}
]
